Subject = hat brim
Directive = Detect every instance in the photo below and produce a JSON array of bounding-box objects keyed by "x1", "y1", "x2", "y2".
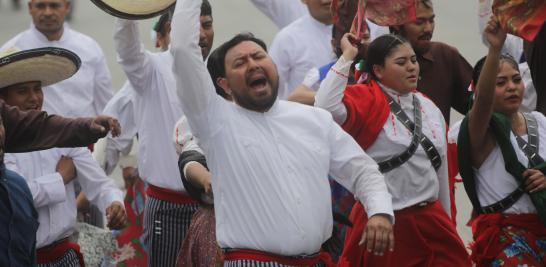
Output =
[
  {"x1": 91, "y1": 0, "x2": 176, "y2": 20},
  {"x1": 0, "y1": 47, "x2": 81, "y2": 89}
]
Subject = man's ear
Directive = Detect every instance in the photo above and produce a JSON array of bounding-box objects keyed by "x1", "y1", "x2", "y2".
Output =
[{"x1": 217, "y1": 77, "x2": 232, "y2": 96}]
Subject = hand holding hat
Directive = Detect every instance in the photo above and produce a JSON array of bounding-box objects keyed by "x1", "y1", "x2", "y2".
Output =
[
  {"x1": 90, "y1": 115, "x2": 122, "y2": 137},
  {"x1": 90, "y1": 0, "x2": 175, "y2": 20}
]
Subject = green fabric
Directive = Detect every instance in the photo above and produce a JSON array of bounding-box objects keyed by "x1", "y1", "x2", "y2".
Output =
[{"x1": 457, "y1": 112, "x2": 546, "y2": 225}]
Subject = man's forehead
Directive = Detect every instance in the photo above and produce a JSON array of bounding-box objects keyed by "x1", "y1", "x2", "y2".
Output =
[
  {"x1": 31, "y1": 0, "x2": 67, "y2": 3},
  {"x1": 200, "y1": 15, "x2": 213, "y2": 22},
  {"x1": 5, "y1": 81, "x2": 41, "y2": 90},
  {"x1": 226, "y1": 41, "x2": 265, "y2": 59},
  {"x1": 416, "y1": 2, "x2": 434, "y2": 17}
]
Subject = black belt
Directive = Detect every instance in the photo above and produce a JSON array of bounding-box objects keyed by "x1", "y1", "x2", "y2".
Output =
[{"x1": 481, "y1": 187, "x2": 526, "y2": 213}]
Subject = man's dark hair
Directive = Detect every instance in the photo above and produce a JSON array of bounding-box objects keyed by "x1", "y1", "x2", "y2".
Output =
[
  {"x1": 154, "y1": 12, "x2": 171, "y2": 37},
  {"x1": 155, "y1": 1, "x2": 211, "y2": 37},
  {"x1": 206, "y1": 48, "x2": 230, "y2": 99},
  {"x1": 212, "y1": 33, "x2": 267, "y2": 79},
  {"x1": 366, "y1": 34, "x2": 410, "y2": 79},
  {"x1": 419, "y1": 0, "x2": 433, "y2": 9},
  {"x1": 388, "y1": 0, "x2": 433, "y2": 34},
  {"x1": 201, "y1": 0, "x2": 212, "y2": 17}
]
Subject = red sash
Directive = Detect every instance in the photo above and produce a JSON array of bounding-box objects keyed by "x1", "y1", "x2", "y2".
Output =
[
  {"x1": 37, "y1": 239, "x2": 85, "y2": 266},
  {"x1": 223, "y1": 249, "x2": 322, "y2": 266},
  {"x1": 146, "y1": 184, "x2": 197, "y2": 205},
  {"x1": 470, "y1": 213, "x2": 546, "y2": 266}
]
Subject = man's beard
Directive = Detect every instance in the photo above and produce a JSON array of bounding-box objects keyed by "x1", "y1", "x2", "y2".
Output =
[{"x1": 231, "y1": 79, "x2": 279, "y2": 112}]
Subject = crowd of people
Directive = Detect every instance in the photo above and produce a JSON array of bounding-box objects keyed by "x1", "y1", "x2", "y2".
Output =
[{"x1": 0, "y1": 0, "x2": 545, "y2": 266}]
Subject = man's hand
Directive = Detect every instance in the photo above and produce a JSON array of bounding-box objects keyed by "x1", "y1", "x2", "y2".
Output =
[
  {"x1": 56, "y1": 156, "x2": 76, "y2": 184},
  {"x1": 106, "y1": 201, "x2": 127, "y2": 230},
  {"x1": 90, "y1": 116, "x2": 121, "y2": 137},
  {"x1": 359, "y1": 214, "x2": 394, "y2": 256},
  {"x1": 523, "y1": 169, "x2": 546, "y2": 193},
  {"x1": 122, "y1": 167, "x2": 139, "y2": 189},
  {"x1": 186, "y1": 162, "x2": 213, "y2": 196}
]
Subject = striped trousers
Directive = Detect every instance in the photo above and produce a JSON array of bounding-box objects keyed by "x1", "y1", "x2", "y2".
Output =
[
  {"x1": 37, "y1": 249, "x2": 81, "y2": 267},
  {"x1": 224, "y1": 260, "x2": 326, "y2": 267},
  {"x1": 143, "y1": 195, "x2": 198, "y2": 267}
]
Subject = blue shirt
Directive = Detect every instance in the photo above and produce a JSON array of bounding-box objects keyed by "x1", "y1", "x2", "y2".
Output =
[{"x1": 0, "y1": 163, "x2": 38, "y2": 267}]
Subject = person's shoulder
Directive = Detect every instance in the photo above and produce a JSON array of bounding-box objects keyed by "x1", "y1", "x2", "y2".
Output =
[
  {"x1": 343, "y1": 83, "x2": 379, "y2": 100},
  {"x1": 272, "y1": 16, "x2": 308, "y2": 41},
  {"x1": 415, "y1": 91, "x2": 445, "y2": 121},
  {"x1": 429, "y1": 41, "x2": 463, "y2": 57},
  {"x1": 1, "y1": 30, "x2": 29, "y2": 50},
  {"x1": 67, "y1": 28, "x2": 96, "y2": 42},
  {"x1": 531, "y1": 111, "x2": 546, "y2": 124},
  {"x1": 279, "y1": 100, "x2": 332, "y2": 118},
  {"x1": 67, "y1": 28, "x2": 104, "y2": 52}
]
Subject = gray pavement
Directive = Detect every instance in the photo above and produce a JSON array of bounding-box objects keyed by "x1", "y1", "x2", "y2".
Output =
[{"x1": 0, "y1": 0, "x2": 488, "y2": 245}]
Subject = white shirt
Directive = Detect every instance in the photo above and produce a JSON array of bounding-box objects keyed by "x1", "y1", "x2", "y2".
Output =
[
  {"x1": 171, "y1": 0, "x2": 393, "y2": 255},
  {"x1": 315, "y1": 56, "x2": 451, "y2": 215},
  {"x1": 4, "y1": 148, "x2": 124, "y2": 248},
  {"x1": 518, "y1": 63, "x2": 537, "y2": 113},
  {"x1": 1, "y1": 24, "x2": 113, "y2": 118},
  {"x1": 473, "y1": 112, "x2": 546, "y2": 214},
  {"x1": 114, "y1": 19, "x2": 185, "y2": 191},
  {"x1": 249, "y1": 0, "x2": 307, "y2": 29},
  {"x1": 101, "y1": 82, "x2": 138, "y2": 175},
  {"x1": 270, "y1": 15, "x2": 336, "y2": 99},
  {"x1": 173, "y1": 116, "x2": 202, "y2": 156}
]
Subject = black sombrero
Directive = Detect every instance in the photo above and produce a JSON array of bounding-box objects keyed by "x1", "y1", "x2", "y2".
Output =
[{"x1": 0, "y1": 47, "x2": 81, "y2": 89}]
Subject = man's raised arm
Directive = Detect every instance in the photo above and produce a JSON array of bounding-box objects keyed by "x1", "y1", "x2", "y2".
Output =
[{"x1": 171, "y1": 0, "x2": 221, "y2": 138}]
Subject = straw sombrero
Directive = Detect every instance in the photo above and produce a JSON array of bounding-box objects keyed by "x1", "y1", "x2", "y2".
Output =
[
  {"x1": 0, "y1": 47, "x2": 81, "y2": 89},
  {"x1": 90, "y1": 0, "x2": 176, "y2": 20}
]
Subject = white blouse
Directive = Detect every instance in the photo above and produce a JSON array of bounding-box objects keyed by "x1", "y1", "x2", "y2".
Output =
[
  {"x1": 315, "y1": 56, "x2": 451, "y2": 215},
  {"x1": 473, "y1": 112, "x2": 546, "y2": 214}
]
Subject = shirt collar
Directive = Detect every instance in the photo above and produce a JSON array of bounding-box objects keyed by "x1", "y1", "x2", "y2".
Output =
[
  {"x1": 378, "y1": 82, "x2": 412, "y2": 98},
  {"x1": 419, "y1": 45, "x2": 435, "y2": 62},
  {"x1": 234, "y1": 98, "x2": 280, "y2": 116},
  {"x1": 30, "y1": 22, "x2": 70, "y2": 43},
  {"x1": 304, "y1": 15, "x2": 332, "y2": 35}
]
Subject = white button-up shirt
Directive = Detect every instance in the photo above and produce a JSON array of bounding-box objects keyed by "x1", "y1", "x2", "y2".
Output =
[
  {"x1": 114, "y1": 19, "x2": 184, "y2": 191},
  {"x1": 270, "y1": 15, "x2": 336, "y2": 99},
  {"x1": 249, "y1": 0, "x2": 307, "y2": 29},
  {"x1": 171, "y1": 0, "x2": 393, "y2": 256},
  {"x1": 101, "y1": 82, "x2": 138, "y2": 175},
  {"x1": 5, "y1": 148, "x2": 124, "y2": 248},
  {"x1": 1, "y1": 24, "x2": 113, "y2": 118},
  {"x1": 315, "y1": 56, "x2": 451, "y2": 215}
]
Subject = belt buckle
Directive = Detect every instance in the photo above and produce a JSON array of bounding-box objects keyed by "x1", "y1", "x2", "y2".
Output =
[{"x1": 416, "y1": 201, "x2": 428, "y2": 207}]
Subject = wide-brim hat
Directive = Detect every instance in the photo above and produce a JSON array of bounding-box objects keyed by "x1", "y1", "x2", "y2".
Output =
[
  {"x1": 0, "y1": 47, "x2": 81, "y2": 89},
  {"x1": 90, "y1": 0, "x2": 176, "y2": 20}
]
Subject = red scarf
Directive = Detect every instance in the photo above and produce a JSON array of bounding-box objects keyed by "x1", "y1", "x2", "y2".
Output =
[{"x1": 342, "y1": 80, "x2": 390, "y2": 150}]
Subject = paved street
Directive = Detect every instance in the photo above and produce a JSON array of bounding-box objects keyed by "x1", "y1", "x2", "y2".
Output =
[{"x1": 0, "y1": 0, "x2": 490, "y2": 245}]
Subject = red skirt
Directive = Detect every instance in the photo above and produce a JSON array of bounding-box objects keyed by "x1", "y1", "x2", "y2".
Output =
[
  {"x1": 470, "y1": 213, "x2": 546, "y2": 267},
  {"x1": 338, "y1": 201, "x2": 471, "y2": 267}
]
